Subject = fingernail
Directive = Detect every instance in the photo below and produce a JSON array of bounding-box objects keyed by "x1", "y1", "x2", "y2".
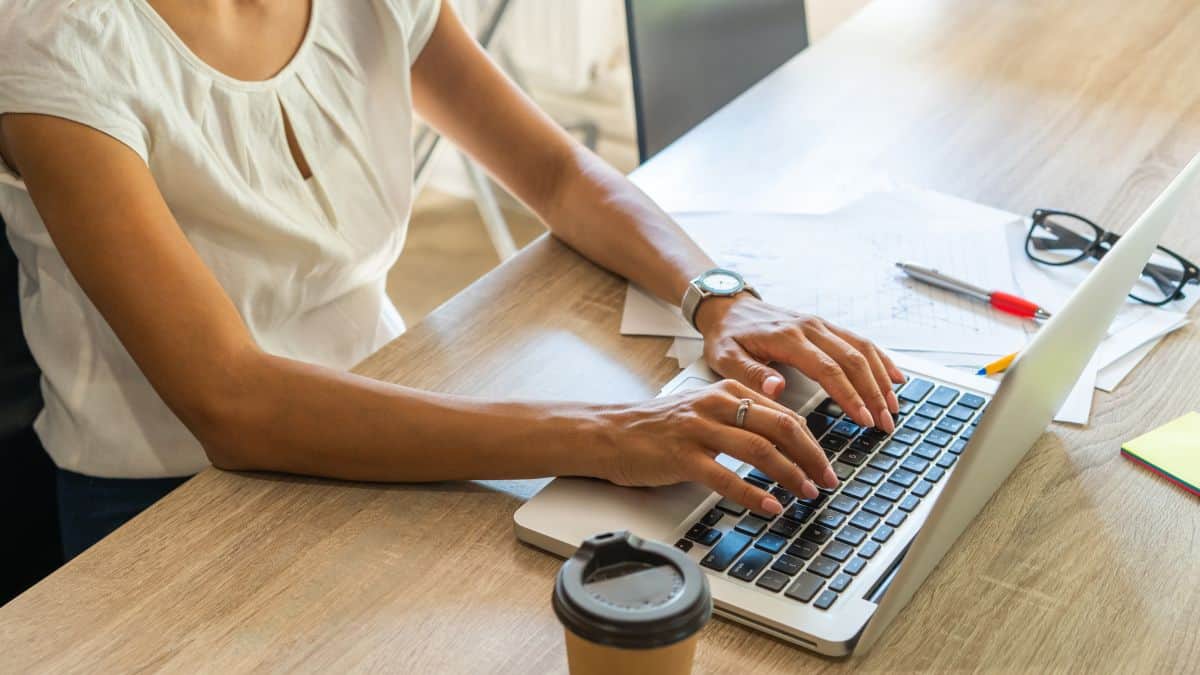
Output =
[
  {"x1": 761, "y1": 497, "x2": 783, "y2": 515},
  {"x1": 858, "y1": 406, "x2": 875, "y2": 428},
  {"x1": 887, "y1": 390, "x2": 899, "y2": 413},
  {"x1": 801, "y1": 480, "x2": 819, "y2": 500},
  {"x1": 880, "y1": 410, "x2": 895, "y2": 433},
  {"x1": 823, "y1": 466, "x2": 839, "y2": 488},
  {"x1": 764, "y1": 375, "x2": 784, "y2": 396}
]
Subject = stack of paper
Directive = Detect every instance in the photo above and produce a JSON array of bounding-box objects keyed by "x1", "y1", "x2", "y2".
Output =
[{"x1": 620, "y1": 188, "x2": 1194, "y2": 426}]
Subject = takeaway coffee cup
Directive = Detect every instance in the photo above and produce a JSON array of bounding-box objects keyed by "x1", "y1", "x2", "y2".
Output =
[{"x1": 552, "y1": 531, "x2": 712, "y2": 675}]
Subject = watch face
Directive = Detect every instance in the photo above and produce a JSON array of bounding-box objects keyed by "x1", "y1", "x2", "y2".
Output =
[{"x1": 700, "y1": 270, "x2": 743, "y2": 294}]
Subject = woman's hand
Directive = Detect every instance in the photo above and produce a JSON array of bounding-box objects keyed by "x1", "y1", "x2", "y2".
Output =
[
  {"x1": 590, "y1": 379, "x2": 839, "y2": 515},
  {"x1": 694, "y1": 294, "x2": 906, "y2": 434}
]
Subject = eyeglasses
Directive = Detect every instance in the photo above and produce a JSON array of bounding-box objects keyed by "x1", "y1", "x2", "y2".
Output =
[{"x1": 1025, "y1": 208, "x2": 1200, "y2": 306}]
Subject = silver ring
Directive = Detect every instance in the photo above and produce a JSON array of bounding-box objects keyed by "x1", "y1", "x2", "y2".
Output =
[{"x1": 735, "y1": 398, "x2": 753, "y2": 429}]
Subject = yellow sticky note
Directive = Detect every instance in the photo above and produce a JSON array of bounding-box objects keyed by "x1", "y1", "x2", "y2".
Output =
[{"x1": 1121, "y1": 412, "x2": 1200, "y2": 496}]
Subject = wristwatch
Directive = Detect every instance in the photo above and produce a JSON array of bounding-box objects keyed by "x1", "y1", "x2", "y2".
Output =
[{"x1": 680, "y1": 268, "x2": 760, "y2": 331}]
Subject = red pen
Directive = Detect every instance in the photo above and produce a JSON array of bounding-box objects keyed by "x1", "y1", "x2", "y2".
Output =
[{"x1": 895, "y1": 262, "x2": 1052, "y2": 320}]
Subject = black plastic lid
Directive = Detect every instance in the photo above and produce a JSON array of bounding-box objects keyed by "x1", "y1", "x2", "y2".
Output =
[{"x1": 552, "y1": 531, "x2": 712, "y2": 649}]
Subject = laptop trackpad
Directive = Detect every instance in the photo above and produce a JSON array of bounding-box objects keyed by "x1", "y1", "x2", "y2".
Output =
[{"x1": 517, "y1": 475, "x2": 714, "y2": 548}]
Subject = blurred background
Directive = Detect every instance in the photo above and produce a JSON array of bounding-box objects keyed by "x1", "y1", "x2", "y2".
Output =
[{"x1": 391, "y1": 0, "x2": 869, "y2": 324}]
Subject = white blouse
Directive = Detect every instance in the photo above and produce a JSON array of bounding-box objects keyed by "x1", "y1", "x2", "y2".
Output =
[{"x1": 0, "y1": 0, "x2": 440, "y2": 478}]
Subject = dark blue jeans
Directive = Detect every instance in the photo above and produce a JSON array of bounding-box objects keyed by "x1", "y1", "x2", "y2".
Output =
[{"x1": 56, "y1": 469, "x2": 191, "y2": 561}]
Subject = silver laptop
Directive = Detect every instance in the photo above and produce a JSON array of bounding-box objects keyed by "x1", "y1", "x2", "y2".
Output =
[{"x1": 515, "y1": 154, "x2": 1199, "y2": 656}]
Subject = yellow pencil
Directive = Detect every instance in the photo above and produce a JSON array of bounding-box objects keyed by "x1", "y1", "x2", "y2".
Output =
[{"x1": 977, "y1": 351, "x2": 1018, "y2": 376}]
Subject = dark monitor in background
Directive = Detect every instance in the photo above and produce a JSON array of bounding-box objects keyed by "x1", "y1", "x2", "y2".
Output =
[{"x1": 624, "y1": 0, "x2": 809, "y2": 163}]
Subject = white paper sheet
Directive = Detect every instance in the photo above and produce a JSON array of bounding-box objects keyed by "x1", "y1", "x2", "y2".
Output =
[
  {"x1": 622, "y1": 190, "x2": 1034, "y2": 355},
  {"x1": 1054, "y1": 355, "x2": 1102, "y2": 425}
]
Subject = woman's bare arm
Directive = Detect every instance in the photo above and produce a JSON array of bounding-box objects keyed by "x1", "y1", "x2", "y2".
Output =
[
  {"x1": 0, "y1": 113, "x2": 832, "y2": 512},
  {"x1": 410, "y1": 2, "x2": 904, "y2": 431}
]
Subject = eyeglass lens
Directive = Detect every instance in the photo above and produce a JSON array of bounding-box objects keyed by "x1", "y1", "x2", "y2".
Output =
[{"x1": 1028, "y1": 212, "x2": 1189, "y2": 305}]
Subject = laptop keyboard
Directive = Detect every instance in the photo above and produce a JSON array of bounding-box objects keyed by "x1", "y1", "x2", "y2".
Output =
[{"x1": 673, "y1": 377, "x2": 988, "y2": 611}]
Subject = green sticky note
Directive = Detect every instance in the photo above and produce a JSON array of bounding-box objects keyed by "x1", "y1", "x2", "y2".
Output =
[{"x1": 1121, "y1": 412, "x2": 1200, "y2": 496}]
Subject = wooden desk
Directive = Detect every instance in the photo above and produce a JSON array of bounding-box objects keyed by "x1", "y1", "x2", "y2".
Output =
[{"x1": 4, "y1": 0, "x2": 1199, "y2": 671}]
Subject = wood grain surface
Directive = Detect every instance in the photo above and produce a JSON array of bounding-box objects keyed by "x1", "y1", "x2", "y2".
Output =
[{"x1": 3, "y1": 0, "x2": 1199, "y2": 672}]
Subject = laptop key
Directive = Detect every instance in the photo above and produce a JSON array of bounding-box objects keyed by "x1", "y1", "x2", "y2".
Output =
[
  {"x1": 859, "y1": 541, "x2": 881, "y2": 559},
  {"x1": 805, "y1": 412, "x2": 836, "y2": 437},
  {"x1": 946, "y1": 404, "x2": 974, "y2": 422},
  {"x1": 716, "y1": 498, "x2": 747, "y2": 516},
  {"x1": 868, "y1": 456, "x2": 897, "y2": 472},
  {"x1": 745, "y1": 476, "x2": 771, "y2": 491},
  {"x1": 840, "y1": 481, "x2": 871, "y2": 501},
  {"x1": 928, "y1": 386, "x2": 959, "y2": 407},
  {"x1": 892, "y1": 428, "x2": 921, "y2": 445},
  {"x1": 807, "y1": 557, "x2": 839, "y2": 578},
  {"x1": 755, "y1": 532, "x2": 788, "y2": 554},
  {"x1": 769, "y1": 517, "x2": 803, "y2": 539},
  {"x1": 959, "y1": 393, "x2": 986, "y2": 409},
  {"x1": 823, "y1": 541, "x2": 853, "y2": 562},
  {"x1": 769, "y1": 486, "x2": 796, "y2": 507},
  {"x1": 936, "y1": 418, "x2": 964, "y2": 435},
  {"x1": 735, "y1": 515, "x2": 769, "y2": 537},
  {"x1": 729, "y1": 549, "x2": 773, "y2": 581},
  {"x1": 800, "y1": 523, "x2": 833, "y2": 545},
  {"x1": 936, "y1": 453, "x2": 957, "y2": 469},
  {"x1": 700, "y1": 531, "x2": 752, "y2": 571},
  {"x1": 698, "y1": 528, "x2": 722, "y2": 546},
  {"x1": 903, "y1": 416, "x2": 932, "y2": 433},
  {"x1": 925, "y1": 430, "x2": 953, "y2": 447},
  {"x1": 845, "y1": 557, "x2": 867, "y2": 575},
  {"x1": 881, "y1": 442, "x2": 909, "y2": 459},
  {"x1": 832, "y1": 461, "x2": 856, "y2": 482},
  {"x1": 898, "y1": 378, "x2": 934, "y2": 402},
  {"x1": 949, "y1": 439, "x2": 968, "y2": 455},
  {"x1": 815, "y1": 509, "x2": 846, "y2": 530},
  {"x1": 747, "y1": 468, "x2": 773, "y2": 484},
  {"x1": 830, "y1": 573, "x2": 852, "y2": 593},
  {"x1": 685, "y1": 523, "x2": 710, "y2": 541},
  {"x1": 835, "y1": 526, "x2": 868, "y2": 546},
  {"x1": 675, "y1": 539, "x2": 693, "y2": 552},
  {"x1": 820, "y1": 434, "x2": 850, "y2": 452},
  {"x1": 915, "y1": 403, "x2": 943, "y2": 419},
  {"x1": 912, "y1": 480, "x2": 934, "y2": 497},
  {"x1": 840, "y1": 449, "x2": 869, "y2": 467},
  {"x1": 850, "y1": 511, "x2": 880, "y2": 531},
  {"x1": 701, "y1": 509, "x2": 723, "y2": 527},
  {"x1": 913, "y1": 443, "x2": 941, "y2": 462},
  {"x1": 875, "y1": 482, "x2": 905, "y2": 502},
  {"x1": 772, "y1": 554, "x2": 804, "y2": 576},
  {"x1": 786, "y1": 540, "x2": 820, "y2": 560},
  {"x1": 898, "y1": 400, "x2": 915, "y2": 416},
  {"x1": 828, "y1": 495, "x2": 859, "y2": 515},
  {"x1": 885, "y1": 511, "x2": 907, "y2": 527},
  {"x1": 900, "y1": 456, "x2": 930, "y2": 474},
  {"x1": 888, "y1": 469, "x2": 918, "y2": 488},
  {"x1": 756, "y1": 569, "x2": 791, "y2": 593},
  {"x1": 849, "y1": 436, "x2": 879, "y2": 453},
  {"x1": 855, "y1": 467, "x2": 885, "y2": 486},
  {"x1": 814, "y1": 589, "x2": 839, "y2": 610},
  {"x1": 899, "y1": 495, "x2": 920, "y2": 512},
  {"x1": 872, "y1": 526, "x2": 894, "y2": 543},
  {"x1": 863, "y1": 497, "x2": 892, "y2": 517},
  {"x1": 831, "y1": 419, "x2": 862, "y2": 437},
  {"x1": 961, "y1": 426, "x2": 975, "y2": 440},
  {"x1": 784, "y1": 572, "x2": 825, "y2": 602},
  {"x1": 926, "y1": 466, "x2": 947, "y2": 483},
  {"x1": 784, "y1": 503, "x2": 814, "y2": 523}
]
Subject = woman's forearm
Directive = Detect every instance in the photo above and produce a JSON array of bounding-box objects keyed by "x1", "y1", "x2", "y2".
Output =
[
  {"x1": 198, "y1": 350, "x2": 608, "y2": 482},
  {"x1": 542, "y1": 146, "x2": 716, "y2": 308}
]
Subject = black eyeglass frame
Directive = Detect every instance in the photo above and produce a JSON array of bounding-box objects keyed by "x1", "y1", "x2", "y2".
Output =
[{"x1": 1025, "y1": 208, "x2": 1200, "y2": 306}]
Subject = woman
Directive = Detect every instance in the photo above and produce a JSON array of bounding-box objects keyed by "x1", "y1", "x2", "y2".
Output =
[{"x1": 0, "y1": 0, "x2": 903, "y2": 559}]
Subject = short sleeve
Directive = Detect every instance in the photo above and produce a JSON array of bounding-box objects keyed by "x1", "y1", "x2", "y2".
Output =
[
  {"x1": 0, "y1": 2, "x2": 150, "y2": 178},
  {"x1": 406, "y1": 0, "x2": 442, "y2": 65}
]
